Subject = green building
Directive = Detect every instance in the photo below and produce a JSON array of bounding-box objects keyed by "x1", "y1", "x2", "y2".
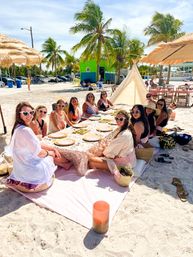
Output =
[{"x1": 79, "y1": 60, "x2": 115, "y2": 83}]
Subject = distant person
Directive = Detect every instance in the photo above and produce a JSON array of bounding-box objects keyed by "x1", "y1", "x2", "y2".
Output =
[
  {"x1": 146, "y1": 93, "x2": 156, "y2": 105},
  {"x1": 97, "y1": 91, "x2": 113, "y2": 111},
  {"x1": 26, "y1": 76, "x2": 31, "y2": 91}
]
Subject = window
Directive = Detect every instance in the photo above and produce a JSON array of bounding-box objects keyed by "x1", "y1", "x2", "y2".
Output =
[{"x1": 86, "y1": 67, "x2": 90, "y2": 72}]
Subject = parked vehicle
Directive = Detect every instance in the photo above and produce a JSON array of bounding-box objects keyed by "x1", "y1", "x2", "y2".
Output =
[
  {"x1": 2, "y1": 77, "x2": 15, "y2": 85},
  {"x1": 48, "y1": 77, "x2": 63, "y2": 83}
]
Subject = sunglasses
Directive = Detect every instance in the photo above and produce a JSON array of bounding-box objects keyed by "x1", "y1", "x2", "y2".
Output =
[
  {"x1": 146, "y1": 95, "x2": 151, "y2": 98},
  {"x1": 20, "y1": 111, "x2": 35, "y2": 116},
  {"x1": 157, "y1": 103, "x2": 164, "y2": 107},
  {"x1": 131, "y1": 110, "x2": 140, "y2": 115},
  {"x1": 39, "y1": 110, "x2": 47, "y2": 114},
  {"x1": 115, "y1": 117, "x2": 126, "y2": 122},
  {"x1": 57, "y1": 104, "x2": 65, "y2": 108}
]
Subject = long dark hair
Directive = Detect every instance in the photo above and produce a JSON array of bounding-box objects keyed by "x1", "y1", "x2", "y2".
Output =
[
  {"x1": 86, "y1": 93, "x2": 95, "y2": 102},
  {"x1": 115, "y1": 110, "x2": 136, "y2": 146},
  {"x1": 68, "y1": 97, "x2": 78, "y2": 115},
  {"x1": 130, "y1": 104, "x2": 149, "y2": 138},
  {"x1": 11, "y1": 102, "x2": 34, "y2": 135},
  {"x1": 156, "y1": 98, "x2": 168, "y2": 113}
]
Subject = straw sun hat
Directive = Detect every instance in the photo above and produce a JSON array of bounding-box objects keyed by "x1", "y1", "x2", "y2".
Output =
[{"x1": 145, "y1": 102, "x2": 156, "y2": 110}]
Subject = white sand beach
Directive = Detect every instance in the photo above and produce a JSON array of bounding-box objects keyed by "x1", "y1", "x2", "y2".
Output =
[{"x1": 1, "y1": 82, "x2": 193, "y2": 257}]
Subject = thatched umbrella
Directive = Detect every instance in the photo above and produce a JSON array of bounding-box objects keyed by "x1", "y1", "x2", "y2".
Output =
[
  {"x1": 0, "y1": 34, "x2": 42, "y2": 67},
  {"x1": 141, "y1": 33, "x2": 193, "y2": 65},
  {"x1": 0, "y1": 34, "x2": 42, "y2": 134}
]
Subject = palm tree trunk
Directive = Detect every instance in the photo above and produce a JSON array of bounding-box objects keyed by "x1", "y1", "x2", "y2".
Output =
[
  {"x1": 166, "y1": 65, "x2": 171, "y2": 84},
  {"x1": 158, "y1": 65, "x2": 163, "y2": 86}
]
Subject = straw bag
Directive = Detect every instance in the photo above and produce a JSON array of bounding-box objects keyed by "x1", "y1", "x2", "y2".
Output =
[
  {"x1": 114, "y1": 165, "x2": 134, "y2": 187},
  {"x1": 0, "y1": 152, "x2": 13, "y2": 175},
  {"x1": 159, "y1": 134, "x2": 176, "y2": 149},
  {"x1": 135, "y1": 147, "x2": 154, "y2": 162}
]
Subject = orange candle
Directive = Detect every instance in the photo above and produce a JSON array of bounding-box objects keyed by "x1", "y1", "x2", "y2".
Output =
[{"x1": 92, "y1": 201, "x2": 110, "y2": 234}]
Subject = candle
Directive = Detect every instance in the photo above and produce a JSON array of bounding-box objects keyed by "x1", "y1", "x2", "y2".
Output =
[{"x1": 92, "y1": 201, "x2": 110, "y2": 234}]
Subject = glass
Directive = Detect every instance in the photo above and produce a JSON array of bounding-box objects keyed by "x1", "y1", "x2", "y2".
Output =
[
  {"x1": 92, "y1": 201, "x2": 110, "y2": 234},
  {"x1": 115, "y1": 117, "x2": 125, "y2": 122},
  {"x1": 20, "y1": 111, "x2": 34, "y2": 116}
]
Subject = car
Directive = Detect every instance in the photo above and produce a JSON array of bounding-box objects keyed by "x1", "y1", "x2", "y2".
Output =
[
  {"x1": 2, "y1": 77, "x2": 15, "y2": 85},
  {"x1": 48, "y1": 77, "x2": 63, "y2": 83},
  {"x1": 56, "y1": 75, "x2": 68, "y2": 82}
]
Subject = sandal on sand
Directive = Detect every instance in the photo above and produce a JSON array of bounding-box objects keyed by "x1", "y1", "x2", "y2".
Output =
[
  {"x1": 172, "y1": 177, "x2": 188, "y2": 202},
  {"x1": 182, "y1": 146, "x2": 190, "y2": 152},
  {"x1": 154, "y1": 157, "x2": 172, "y2": 163},
  {"x1": 159, "y1": 153, "x2": 174, "y2": 159}
]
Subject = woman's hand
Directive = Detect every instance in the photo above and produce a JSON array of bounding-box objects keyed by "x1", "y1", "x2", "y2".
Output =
[{"x1": 52, "y1": 148, "x2": 61, "y2": 158}]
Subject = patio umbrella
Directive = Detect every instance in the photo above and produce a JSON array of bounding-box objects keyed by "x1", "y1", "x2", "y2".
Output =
[
  {"x1": 141, "y1": 33, "x2": 193, "y2": 65},
  {"x1": 0, "y1": 34, "x2": 42, "y2": 67}
]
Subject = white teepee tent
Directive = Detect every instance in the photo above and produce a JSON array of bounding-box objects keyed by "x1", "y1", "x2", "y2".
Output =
[{"x1": 110, "y1": 64, "x2": 147, "y2": 105}]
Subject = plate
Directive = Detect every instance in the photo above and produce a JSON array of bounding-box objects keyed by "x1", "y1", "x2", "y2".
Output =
[
  {"x1": 96, "y1": 125, "x2": 113, "y2": 132},
  {"x1": 48, "y1": 131, "x2": 67, "y2": 139},
  {"x1": 83, "y1": 133, "x2": 102, "y2": 142},
  {"x1": 54, "y1": 138, "x2": 75, "y2": 146},
  {"x1": 108, "y1": 120, "x2": 117, "y2": 126},
  {"x1": 73, "y1": 123, "x2": 87, "y2": 128},
  {"x1": 99, "y1": 118, "x2": 112, "y2": 123},
  {"x1": 89, "y1": 116, "x2": 101, "y2": 121}
]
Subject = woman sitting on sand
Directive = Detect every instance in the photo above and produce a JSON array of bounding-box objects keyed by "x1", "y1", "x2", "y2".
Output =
[
  {"x1": 130, "y1": 104, "x2": 150, "y2": 147},
  {"x1": 49, "y1": 99, "x2": 73, "y2": 133},
  {"x1": 155, "y1": 98, "x2": 168, "y2": 135},
  {"x1": 5, "y1": 102, "x2": 73, "y2": 193},
  {"x1": 87, "y1": 110, "x2": 136, "y2": 178},
  {"x1": 97, "y1": 91, "x2": 113, "y2": 111},
  {"x1": 30, "y1": 105, "x2": 48, "y2": 138},
  {"x1": 144, "y1": 102, "x2": 156, "y2": 138},
  {"x1": 82, "y1": 93, "x2": 99, "y2": 119},
  {"x1": 67, "y1": 97, "x2": 82, "y2": 124}
]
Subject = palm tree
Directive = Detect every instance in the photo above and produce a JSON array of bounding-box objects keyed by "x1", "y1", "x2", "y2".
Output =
[
  {"x1": 63, "y1": 51, "x2": 79, "y2": 74},
  {"x1": 41, "y1": 38, "x2": 65, "y2": 73},
  {"x1": 144, "y1": 12, "x2": 184, "y2": 84},
  {"x1": 70, "y1": 0, "x2": 113, "y2": 81},
  {"x1": 128, "y1": 39, "x2": 145, "y2": 68}
]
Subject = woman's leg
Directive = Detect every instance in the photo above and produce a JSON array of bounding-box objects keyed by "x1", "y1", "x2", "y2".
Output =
[
  {"x1": 88, "y1": 156, "x2": 109, "y2": 172},
  {"x1": 54, "y1": 156, "x2": 73, "y2": 170}
]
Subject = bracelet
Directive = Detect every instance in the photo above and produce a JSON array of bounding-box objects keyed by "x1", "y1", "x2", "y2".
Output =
[{"x1": 45, "y1": 150, "x2": 49, "y2": 157}]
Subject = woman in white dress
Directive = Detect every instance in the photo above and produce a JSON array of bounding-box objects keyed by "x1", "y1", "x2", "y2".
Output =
[
  {"x1": 88, "y1": 110, "x2": 136, "y2": 177},
  {"x1": 6, "y1": 102, "x2": 72, "y2": 192}
]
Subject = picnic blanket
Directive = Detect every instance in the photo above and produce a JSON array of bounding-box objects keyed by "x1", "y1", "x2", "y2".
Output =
[{"x1": 6, "y1": 160, "x2": 146, "y2": 229}]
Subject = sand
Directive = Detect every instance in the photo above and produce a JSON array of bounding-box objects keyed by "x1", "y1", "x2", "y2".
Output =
[{"x1": 1, "y1": 82, "x2": 193, "y2": 257}]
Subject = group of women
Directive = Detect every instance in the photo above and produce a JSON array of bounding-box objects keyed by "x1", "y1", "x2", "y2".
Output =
[{"x1": 5, "y1": 91, "x2": 169, "y2": 192}]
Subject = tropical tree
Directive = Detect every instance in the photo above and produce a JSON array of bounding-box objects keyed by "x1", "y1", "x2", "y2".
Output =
[
  {"x1": 144, "y1": 12, "x2": 184, "y2": 84},
  {"x1": 128, "y1": 39, "x2": 145, "y2": 68},
  {"x1": 63, "y1": 51, "x2": 79, "y2": 74},
  {"x1": 41, "y1": 37, "x2": 65, "y2": 73},
  {"x1": 70, "y1": 0, "x2": 113, "y2": 81}
]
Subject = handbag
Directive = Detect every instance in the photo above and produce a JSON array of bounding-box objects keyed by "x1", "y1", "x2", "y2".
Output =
[
  {"x1": 0, "y1": 152, "x2": 13, "y2": 175},
  {"x1": 159, "y1": 134, "x2": 176, "y2": 149},
  {"x1": 135, "y1": 147, "x2": 154, "y2": 162},
  {"x1": 173, "y1": 133, "x2": 192, "y2": 145}
]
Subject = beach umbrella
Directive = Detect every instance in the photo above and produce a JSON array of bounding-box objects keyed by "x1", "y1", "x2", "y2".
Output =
[
  {"x1": 0, "y1": 34, "x2": 42, "y2": 67},
  {"x1": 141, "y1": 33, "x2": 193, "y2": 65}
]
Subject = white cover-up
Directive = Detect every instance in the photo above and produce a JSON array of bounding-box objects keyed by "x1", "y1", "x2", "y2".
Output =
[{"x1": 5, "y1": 125, "x2": 56, "y2": 185}]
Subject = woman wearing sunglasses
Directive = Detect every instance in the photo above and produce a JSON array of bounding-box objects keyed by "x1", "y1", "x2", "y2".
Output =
[
  {"x1": 5, "y1": 102, "x2": 72, "y2": 193},
  {"x1": 30, "y1": 105, "x2": 48, "y2": 138},
  {"x1": 130, "y1": 104, "x2": 150, "y2": 147},
  {"x1": 97, "y1": 91, "x2": 113, "y2": 111},
  {"x1": 49, "y1": 99, "x2": 73, "y2": 133},
  {"x1": 155, "y1": 98, "x2": 168, "y2": 135},
  {"x1": 88, "y1": 110, "x2": 136, "y2": 178},
  {"x1": 67, "y1": 97, "x2": 82, "y2": 124},
  {"x1": 82, "y1": 93, "x2": 99, "y2": 119}
]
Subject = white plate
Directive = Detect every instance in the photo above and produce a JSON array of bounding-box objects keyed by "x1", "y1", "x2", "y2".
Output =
[
  {"x1": 54, "y1": 138, "x2": 75, "y2": 146},
  {"x1": 83, "y1": 133, "x2": 102, "y2": 142},
  {"x1": 96, "y1": 125, "x2": 113, "y2": 132},
  {"x1": 73, "y1": 123, "x2": 87, "y2": 128},
  {"x1": 48, "y1": 132, "x2": 67, "y2": 139},
  {"x1": 89, "y1": 116, "x2": 101, "y2": 121}
]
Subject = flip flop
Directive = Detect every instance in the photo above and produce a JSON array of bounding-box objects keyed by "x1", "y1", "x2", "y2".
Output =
[
  {"x1": 172, "y1": 177, "x2": 188, "y2": 202},
  {"x1": 159, "y1": 153, "x2": 174, "y2": 159},
  {"x1": 154, "y1": 157, "x2": 172, "y2": 163}
]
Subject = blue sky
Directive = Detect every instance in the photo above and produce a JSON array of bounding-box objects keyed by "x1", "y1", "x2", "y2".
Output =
[{"x1": 1, "y1": 0, "x2": 193, "y2": 56}]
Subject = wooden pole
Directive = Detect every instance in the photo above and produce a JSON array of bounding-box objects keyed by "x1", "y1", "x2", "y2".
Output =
[{"x1": 0, "y1": 105, "x2": 7, "y2": 134}]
